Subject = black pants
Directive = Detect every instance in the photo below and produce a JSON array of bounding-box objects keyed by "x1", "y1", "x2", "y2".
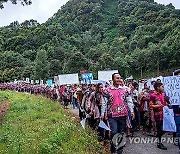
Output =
[
  {"x1": 79, "y1": 108, "x2": 85, "y2": 120},
  {"x1": 108, "y1": 116, "x2": 126, "y2": 153},
  {"x1": 87, "y1": 114, "x2": 96, "y2": 129},
  {"x1": 141, "y1": 111, "x2": 152, "y2": 131},
  {"x1": 156, "y1": 120, "x2": 166, "y2": 143},
  {"x1": 96, "y1": 119, "x2": 109, "y2": 141}
]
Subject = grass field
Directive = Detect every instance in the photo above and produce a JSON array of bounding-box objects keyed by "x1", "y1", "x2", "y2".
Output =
[{"x1": 0, "y1": 91, "x2": 103, "y2": 154}]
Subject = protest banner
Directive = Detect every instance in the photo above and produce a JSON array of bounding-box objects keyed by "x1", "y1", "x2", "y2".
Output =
[
  {"x1": 163, "y1": 76, "x2": 180, "y2": 105},
  {"x1": 163, "y1": 106, "x2": 176, "y2": 132},
  {"x1": 82, "y1": 73, "x2": 93, "y2": 84},
  {"x1": 40, "y1": 80, "x2": 44, "y2": 85},
  {"x1": 47, "y1": 79, "x2": 53, "y2": 87},
  {"x1": 147, "y1": 76, "x2": 163, "y2": 90},
  {"x1": 98, "y1": 70, "x2": 118, "y2": 82},
  {"x1": 138, "y1": 83, "x2": 144, "y2": 93},
  {"x1": 58, "y1": 73, "x2": 79, "y2": 85},
  {"x1": 14, "y1": 79, "x2": 17, "y2": 84},
  {"x1": 25, "y1": 78, "x2": 30, "y2": 84},
  {"x1": 35, "y1": 80, "x2": 39, "y2": 84},
  {"x1": 54, "y1": 76, "x2": 59, "y2": 86},
  {"x1": 31, "y1": 80, "x2": 34, "y2": 84},
  {"x1": 125, "y1": 75, "x2": 133, "y2": 80},
  {"x1": 91, "y1": 80, "x2": 106, "y2": 86}
]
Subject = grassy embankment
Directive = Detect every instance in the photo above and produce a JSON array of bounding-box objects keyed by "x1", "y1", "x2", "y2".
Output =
[{"x1": 0, "y1": 91, "x2": 103, "y2": 154}]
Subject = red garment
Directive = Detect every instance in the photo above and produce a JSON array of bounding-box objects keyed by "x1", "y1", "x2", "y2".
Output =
[
  {"x1": 107, "y1": 86, "x2": 129, "y2": 118},
  {"x1": 150, "y1": 92, "x2": 166, "y2": 121},
  {"x1": 59, "y1": 87, "x2": 64, "y2": 97},
  {"x1": 140, "y1": 89, "x2": 150, "y2": 112}
]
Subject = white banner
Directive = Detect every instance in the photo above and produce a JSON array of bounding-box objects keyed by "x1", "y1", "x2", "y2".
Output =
[
  {"x1": 163, "y1": 106, "x2": 176, "y2": 132},
  {"x1": 98, "y1": 70, "x2": 118, "y2": 82},
  {"x1": 163, "y1": 76, "x2": 180, "y2": 105},
  {"x1": 25, "y1": 78, "x2": 30, "y2": 84},
  {"x1": 147, "y1": 76, "x2": 163, "y2": 90},
  {"x1": 54, "y1": 76, "x2": 59, "y2": 86},
  {"x1": 40, "y1": 80, "x2": 44, "y2": 85},
  {"x1": 138, "y1": 83, "x2": 144, "y2": 93},
  {"x1": 58, "y1": 73, "x2": 79, "y2": 85},
  {"x1": 31, "y1": 80, "x2": 34, "y2": 84},
  {"x1": 91, "y1": 80, "x2": 106, "y2": 86},
  {"x1": 35, "y1": 80, "x2": 39, "y2": 84}
]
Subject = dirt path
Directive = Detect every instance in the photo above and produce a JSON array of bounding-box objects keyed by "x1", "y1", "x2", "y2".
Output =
[{"x1": 0, "y1": 98, "x2": 10, "y2": 124}]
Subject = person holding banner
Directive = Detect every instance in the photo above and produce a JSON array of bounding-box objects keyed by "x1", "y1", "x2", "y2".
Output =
[
  {"x1": 149, "y1": 82, "x2": 169, "y2": 150},
  {"x1": 106, "y1": 73, "x2": 134, "y2": 154},
  {"x1": 172, "y1": 70, "x2": 180, "y2": 151}
]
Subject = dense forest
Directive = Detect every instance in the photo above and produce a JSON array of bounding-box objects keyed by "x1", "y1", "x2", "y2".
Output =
[{"x1": 0, "y1": 0, "x2": 180, "y2": 82}]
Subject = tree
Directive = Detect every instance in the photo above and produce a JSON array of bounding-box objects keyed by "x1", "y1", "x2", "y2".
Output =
[
  {"x1": 0, "y1": 0, "x2": 180, "y2": 81},
  {"x1": 49, "y1": 59, "x2": 62, "y2": 77},
  {"x1": 34, "y1": 49, "x2": 50, "y2": 81},
  {"x1": 65, "y1": 51, "x2": 89, "y2": 73},
  {"x1": 22, "y1": 50, "x2": 37, "y2": 61},
  {"x1": 98, "y1": 53, "x2": 114, "y2": 70},
  {"x1": 0, "y1": 0, "x2": 32, "y2": 9},
  {"x1": 22, "y1": 65, "x2": 35, "y2": 79}
]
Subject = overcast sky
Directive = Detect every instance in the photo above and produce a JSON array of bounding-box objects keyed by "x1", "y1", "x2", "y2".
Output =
[{"x1": 0, "y1": 0, "x2": 179, "y2": 27}]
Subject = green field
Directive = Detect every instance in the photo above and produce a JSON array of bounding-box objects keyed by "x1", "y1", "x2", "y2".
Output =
[{"x1": 0, "y1": 91, "x2": 103, "y2": 154}]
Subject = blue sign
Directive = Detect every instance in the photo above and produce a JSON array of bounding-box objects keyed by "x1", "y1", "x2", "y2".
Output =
[
  {"x1": 47, "y1": 79, "x2": 53, "y2": 86},
  {"x1": 82, "y1": 73, "x2": 93, "y2": 84}
]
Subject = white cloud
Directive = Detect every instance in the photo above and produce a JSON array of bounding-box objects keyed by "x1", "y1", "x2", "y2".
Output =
[
  {"x1": 0, "y1": 0, "x2": 69, "y2": 27},
  {"x1": 155, "y1": 0, "x2": 180, "y2": 9}
]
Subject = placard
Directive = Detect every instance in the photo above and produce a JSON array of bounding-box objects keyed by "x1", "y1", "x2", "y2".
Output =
[
  {"x1": 82, "y1": 73, "x2": 93, "y2": 84},
  {"x1": 163, "y1": 76, "x2": 180, "y2": 105},
  {"x1": 54, "y1": 76, "x2": 60, "y2": 86},
  {"x1": 98, "y1": 70, "x2": 118, "y2": 82},
  {"x1": 58, "y1": 73, "x2": 79, "y2": 85},
  {"x1": 47, "y1": 79, "x2": 53, "y2": 87}
]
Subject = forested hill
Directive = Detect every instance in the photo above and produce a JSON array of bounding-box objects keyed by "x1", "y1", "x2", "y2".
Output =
[{"x1": 0, "y1": 0, "x2": 180, "y2": 82}]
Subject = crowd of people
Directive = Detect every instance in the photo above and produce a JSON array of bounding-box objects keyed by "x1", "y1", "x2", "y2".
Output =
[{"x1": 0, "y1": 71, "x2": 180, "y2": 154}]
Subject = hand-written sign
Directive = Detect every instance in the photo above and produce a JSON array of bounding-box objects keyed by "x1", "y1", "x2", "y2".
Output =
[{"x1": 163, "y1": 76, "x2": 180, "y2": 105}]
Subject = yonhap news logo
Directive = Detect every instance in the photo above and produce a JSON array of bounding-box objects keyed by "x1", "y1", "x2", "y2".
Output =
[{"x1": 128, "y1": 137, "x2": 178, "y2": 144}]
